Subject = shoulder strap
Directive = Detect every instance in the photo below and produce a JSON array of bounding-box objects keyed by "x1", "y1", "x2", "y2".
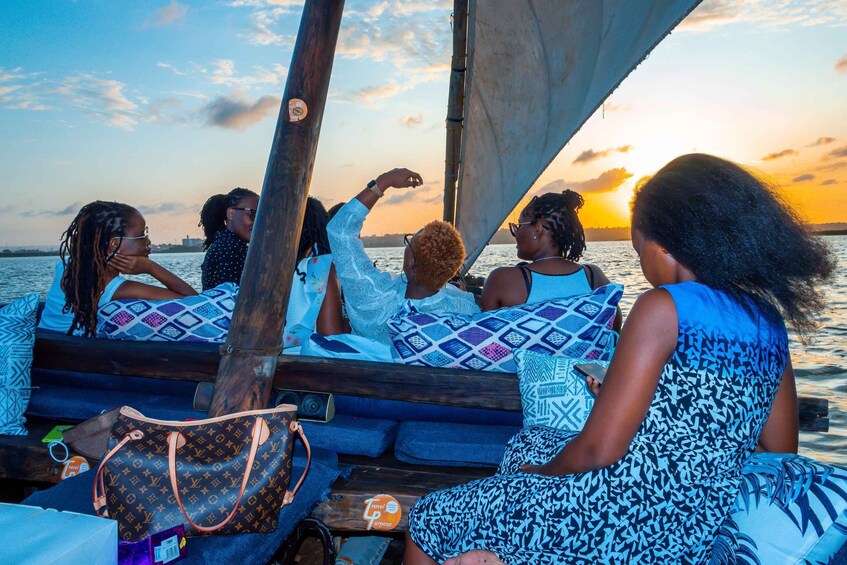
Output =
[
  {"x1": 518, "y1": 266, "x2": 532, "y2": 295},
  {"x1": 583, "y1": 264, "x2": 595, "y2": 288}
]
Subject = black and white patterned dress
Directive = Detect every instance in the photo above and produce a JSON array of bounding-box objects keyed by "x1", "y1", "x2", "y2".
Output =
[
  {"x1": 201, "y1": 229, "x2": 248, "y2": 291},
  {"x1": 409, "y1": 282, "x2": 789, "y2": 564}
]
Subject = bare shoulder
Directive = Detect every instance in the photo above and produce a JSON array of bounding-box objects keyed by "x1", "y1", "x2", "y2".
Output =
[
  {"x1": 485, "y1": 265, "x2": 523, "y2": 283},
  {"x1": 583, "y1": 263, "x2": 611, "y2": 287},
  {"x1": 623, "y1": 288, "x2": 678, "y2": 337}
]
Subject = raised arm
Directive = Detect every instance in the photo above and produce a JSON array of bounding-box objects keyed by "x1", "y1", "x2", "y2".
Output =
[
  {"x1": 326, "y1": 168, "x2": 424, "y2": 315},
  {"x1": 110, "y1": 255, "x2": 198, "y2": 301},
  {"x1": 354, "y1": 167, "x2": 422, "y2": 210},
  {"x1": 524, "y1": 288, "x2": 677, "y2": 476}
]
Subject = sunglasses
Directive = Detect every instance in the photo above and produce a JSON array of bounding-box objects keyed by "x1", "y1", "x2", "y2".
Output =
[
  {"x1": 508, "y1": 221, "x2": 533, "y2": 237},
  {"x1": 113, "y1": 226, "x2": 149, "y2": 241},
  {"x1": 404, "y1": 233, "x2": 416, "y2": 261},
  {"x1": 231, "y1": 207, "x2": 257, "y2": 221}
]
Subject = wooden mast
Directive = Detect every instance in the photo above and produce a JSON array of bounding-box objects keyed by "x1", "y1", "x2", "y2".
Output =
[
  {"x1": 442, "y1": 0, "x2": 469, "y2": 225},
  {"x1": 209, "y1": 0, "x2": 345, "y2": 417}
]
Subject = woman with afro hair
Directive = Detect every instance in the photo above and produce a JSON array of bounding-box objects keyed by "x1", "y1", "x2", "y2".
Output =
[
  {"x1": 327, "y1": 167, "x2": 479, "y2": 342},
  {"x1": 404, "y1": 154, "x2": 834, "y2": 564}
]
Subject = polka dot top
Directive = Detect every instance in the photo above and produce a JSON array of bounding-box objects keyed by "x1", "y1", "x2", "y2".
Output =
[{"x1": 201, "y1": 229, "x2": 248, "y2": 291}]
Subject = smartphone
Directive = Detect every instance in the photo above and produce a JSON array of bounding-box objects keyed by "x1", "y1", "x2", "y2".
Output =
[{"x1": 574, "y1": 363, "x2": 607, "y2": 385}]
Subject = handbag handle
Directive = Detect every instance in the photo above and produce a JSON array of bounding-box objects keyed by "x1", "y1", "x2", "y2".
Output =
[
  {"x1": 93, "y1": 429, "x2": 145, "y2": 517},
  {"x1": 168, "y1": 416, "x2": 266, "y2": 534},
  {"x1": 284, "y1": 421, "x2": 311, "y2": 505}
]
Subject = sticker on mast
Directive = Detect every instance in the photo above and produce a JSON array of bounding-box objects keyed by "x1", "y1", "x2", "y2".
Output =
[
  {"x1": 288, "y1": 98, "x2": 308, "y2": 122},
  {"x1": 363, "y1": 494, "x2": 402, "y2": 531}
]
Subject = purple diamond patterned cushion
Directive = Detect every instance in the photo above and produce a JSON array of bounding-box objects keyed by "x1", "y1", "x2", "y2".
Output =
[
  {"x1": 97, "y1": 283, "x2": 238, "y2": 343},
  {"x1": 387, "y1": 284, "x2": 623, "y2": 372}
]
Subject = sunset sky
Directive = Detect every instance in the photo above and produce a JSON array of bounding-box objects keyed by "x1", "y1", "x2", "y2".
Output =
[{"x1": 1, "y1": 0, "x2": 846, "y2": 249}]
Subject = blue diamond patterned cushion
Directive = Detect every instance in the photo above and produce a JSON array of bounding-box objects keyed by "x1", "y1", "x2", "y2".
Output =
[
  {"x1": 97, "y1": 283, "x2": 237, "y2": 343},
  {"x1": 515, "y1": 350, "x2": 608, "y2": 431},
  {"x1": 387, "y1": 284, "x2": 622, "y2": 372},
  {"x1": 0, "y1": 293, "x2": 38, "y2": 435}
]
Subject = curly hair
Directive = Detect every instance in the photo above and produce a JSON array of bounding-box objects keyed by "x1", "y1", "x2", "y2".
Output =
[
  {"x1": 60, "y1": 201, "x2": 138, "y2": 337},
  {"x1": 527, "y1": 190, "x2": 586, "y2": 261},
  {"x1": 198, "y1": 187, "x2": 258, "y2": 249},
  {"x1": 411, "y1": 220, "x2": 466, "y2": 290},
  {"x1": 631, "y1": 153, "x2": 835, "y2": 336}
]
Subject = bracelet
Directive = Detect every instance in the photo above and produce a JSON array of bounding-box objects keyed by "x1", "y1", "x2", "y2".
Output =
[{"x1": 367, "y1": 179, "x2": 383, "y2": 197}]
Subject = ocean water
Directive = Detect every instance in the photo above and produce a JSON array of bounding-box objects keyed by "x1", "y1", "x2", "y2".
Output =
[{"x1": 2, "y1": 237, "x2": 845, "y2": 465}]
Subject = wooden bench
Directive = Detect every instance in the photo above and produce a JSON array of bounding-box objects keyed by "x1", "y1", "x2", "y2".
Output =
[{"x1": 0, "y1": 331, "x2": 831, "y2": 535}]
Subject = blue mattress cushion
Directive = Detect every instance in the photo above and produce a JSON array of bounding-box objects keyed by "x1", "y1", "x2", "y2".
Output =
[
  {"x1": 388, "y1": 284, "x2": 622, "y2": 373},
  {"x1": 97, "y1": 283, "x2": 237, "y2": 342},
  {"x1": 335, "y1": 395, "x2": 523, "y2": 426},
  {"x1": 28, "y1": 369, "x2": 204, "y2": 422},
  {"x1": 394, "y1": 421, "x2": 521, "y2": 467},
  {"x1": 0, "y1": 294, "x2": 39, "y2": 435},
  {"x1": 515, "y1": 350, "x2": 608, "y2": 431},
  {"x1": 23, "y1": 446, "x2": 340, "y2": 565},
  {"x1": 301, "y1": 415, "x2": 398, "y2": 458},
  {"x1": 711, "y1": 453, "x2": 847, "y2": 564},
  {"x1": 29, "y1": 369, "x2": 398, "y2": 458}
]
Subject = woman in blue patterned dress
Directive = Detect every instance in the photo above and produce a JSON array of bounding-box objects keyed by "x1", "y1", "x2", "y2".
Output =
[{"x1": 404, "y1": 154, "x2": 835, "y2": 564}]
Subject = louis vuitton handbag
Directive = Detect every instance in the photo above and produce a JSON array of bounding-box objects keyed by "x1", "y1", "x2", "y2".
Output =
[{"x1": 93, "y1": 405, "x2": 310, "y2": 542}]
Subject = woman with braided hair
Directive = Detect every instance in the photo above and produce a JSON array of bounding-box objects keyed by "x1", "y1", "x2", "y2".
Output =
[
  {"x1": 38, "y1": 201, "x2": 196, "y2": 337},
  {"x1": 481, "y1": 190, "x2": 621, "y2": 329},
  {"x1": 198, "y1": 187, "x2": 259, "y2": 291}
]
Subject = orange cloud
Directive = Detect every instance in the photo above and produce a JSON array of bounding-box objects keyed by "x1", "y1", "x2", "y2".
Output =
[
  {"x1": 762, "y1": 149, "x2": 796, "y2": 161},
  {"x1": 572, "y1": 146, "x2": 632, "y2": 165}
]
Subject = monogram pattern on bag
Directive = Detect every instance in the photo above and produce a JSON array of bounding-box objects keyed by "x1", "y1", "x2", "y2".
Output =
[{"x1": 104, "y1": 409, "x2": 296, "y2": 541}]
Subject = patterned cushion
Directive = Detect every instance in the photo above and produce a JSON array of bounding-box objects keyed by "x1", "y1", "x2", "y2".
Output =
[
  {"x1": 0, "y1": 293, "x2": 38, "y2": 435},
  {"x1": 712, "y1": 453, "x2": 847, "y2": 564},
  {"x1": 97, "y1": 284, "x2": 237, "y2": 342},
  {"x1": 515, "y1": 350, "x2": 607, "y2": 431},
  {"x1": 388, "y1": 284, "x2": 622, "y2": 373}
]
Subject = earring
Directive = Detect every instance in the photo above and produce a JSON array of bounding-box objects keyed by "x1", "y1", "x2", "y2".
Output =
[{"x1": 532, "y1": 234, "x2": 537, "y2": 240}]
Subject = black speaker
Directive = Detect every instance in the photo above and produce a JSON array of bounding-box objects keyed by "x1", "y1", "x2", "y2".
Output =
[{"x1": 274, "y1": 389, "x2": 335, "y2": 422}]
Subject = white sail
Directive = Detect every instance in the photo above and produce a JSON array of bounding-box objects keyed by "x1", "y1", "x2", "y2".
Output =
[{"x1": 455, "y1": 0, "x2": 702, "y2": 269}]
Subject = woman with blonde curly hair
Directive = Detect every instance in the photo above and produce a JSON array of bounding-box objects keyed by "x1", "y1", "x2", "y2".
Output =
[{"x1": 327, "y1": 168, "x2": 479, "y2": 342}]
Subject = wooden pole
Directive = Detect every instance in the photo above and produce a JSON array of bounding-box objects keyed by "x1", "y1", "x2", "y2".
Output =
[
  {"x1": 209, "y1": 0, "x2": 345, "y2": 417},
  {"x1": 442, "y1": 0, "x2": 468, "y2": 225}
]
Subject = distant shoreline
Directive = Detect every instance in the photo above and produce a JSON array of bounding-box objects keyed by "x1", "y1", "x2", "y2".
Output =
[{"x1": 3, "y1": 229, "x2": 845, "y2": 258}]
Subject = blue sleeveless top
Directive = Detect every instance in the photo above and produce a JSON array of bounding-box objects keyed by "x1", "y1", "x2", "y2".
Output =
[
  {"x1": 519, "y1": 265, "x2": 593, "y2": 303},
  {"x1": 38, "y1": 261, "x2": 126, "y2": 335},
  {"x1": 407, "y1": 281, "x2": 791, "y2": 563}
]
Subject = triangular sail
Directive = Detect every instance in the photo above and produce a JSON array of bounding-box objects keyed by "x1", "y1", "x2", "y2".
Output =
[{"x1": 455, "y1": 0, "x2": 701, "y2": 269}]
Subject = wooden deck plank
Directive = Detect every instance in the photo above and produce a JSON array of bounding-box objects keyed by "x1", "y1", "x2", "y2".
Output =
[{"x1": 311, "y1": 463, "x2": 493, "y2": 532}]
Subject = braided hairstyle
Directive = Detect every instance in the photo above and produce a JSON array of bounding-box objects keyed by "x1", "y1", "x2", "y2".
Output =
[
  {"x1": 631, "y1": 153, "x2": 835, "y2": 336},
  {"x1": 198, "y1": 187, "x2": 259, "y2": 249},
  {"x1": 59, "y1": 201, "x2": 138, "y2": 337},
  {"x1": 527, "y1": 190, "x2": 586, "y2": 261},
  {"x1": 294, "y1": 197, "x2": 331, "y2": 282}
]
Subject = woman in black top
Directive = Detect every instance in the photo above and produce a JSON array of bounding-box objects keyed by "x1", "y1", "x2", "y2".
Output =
[{"x1": 198, "y1": 187, "x2": 259, "y2": 290}]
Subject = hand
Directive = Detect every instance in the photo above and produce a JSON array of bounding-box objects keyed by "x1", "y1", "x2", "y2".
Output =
[
  {"x1": 109, "y1": 253, "x2": 152, "y2": 275},
  {"x1": 449, "y1": 276, "x2": 467, "y2": 291},
  {"x1": 586, "y1": 376, "x2": 602, "y2": 396},
  {"x1": 520, "y1": 461, "x2": 560, "y2": 476},
  {"x1": 375, "y1": 168, "x2": 422, "y2": 192}
]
